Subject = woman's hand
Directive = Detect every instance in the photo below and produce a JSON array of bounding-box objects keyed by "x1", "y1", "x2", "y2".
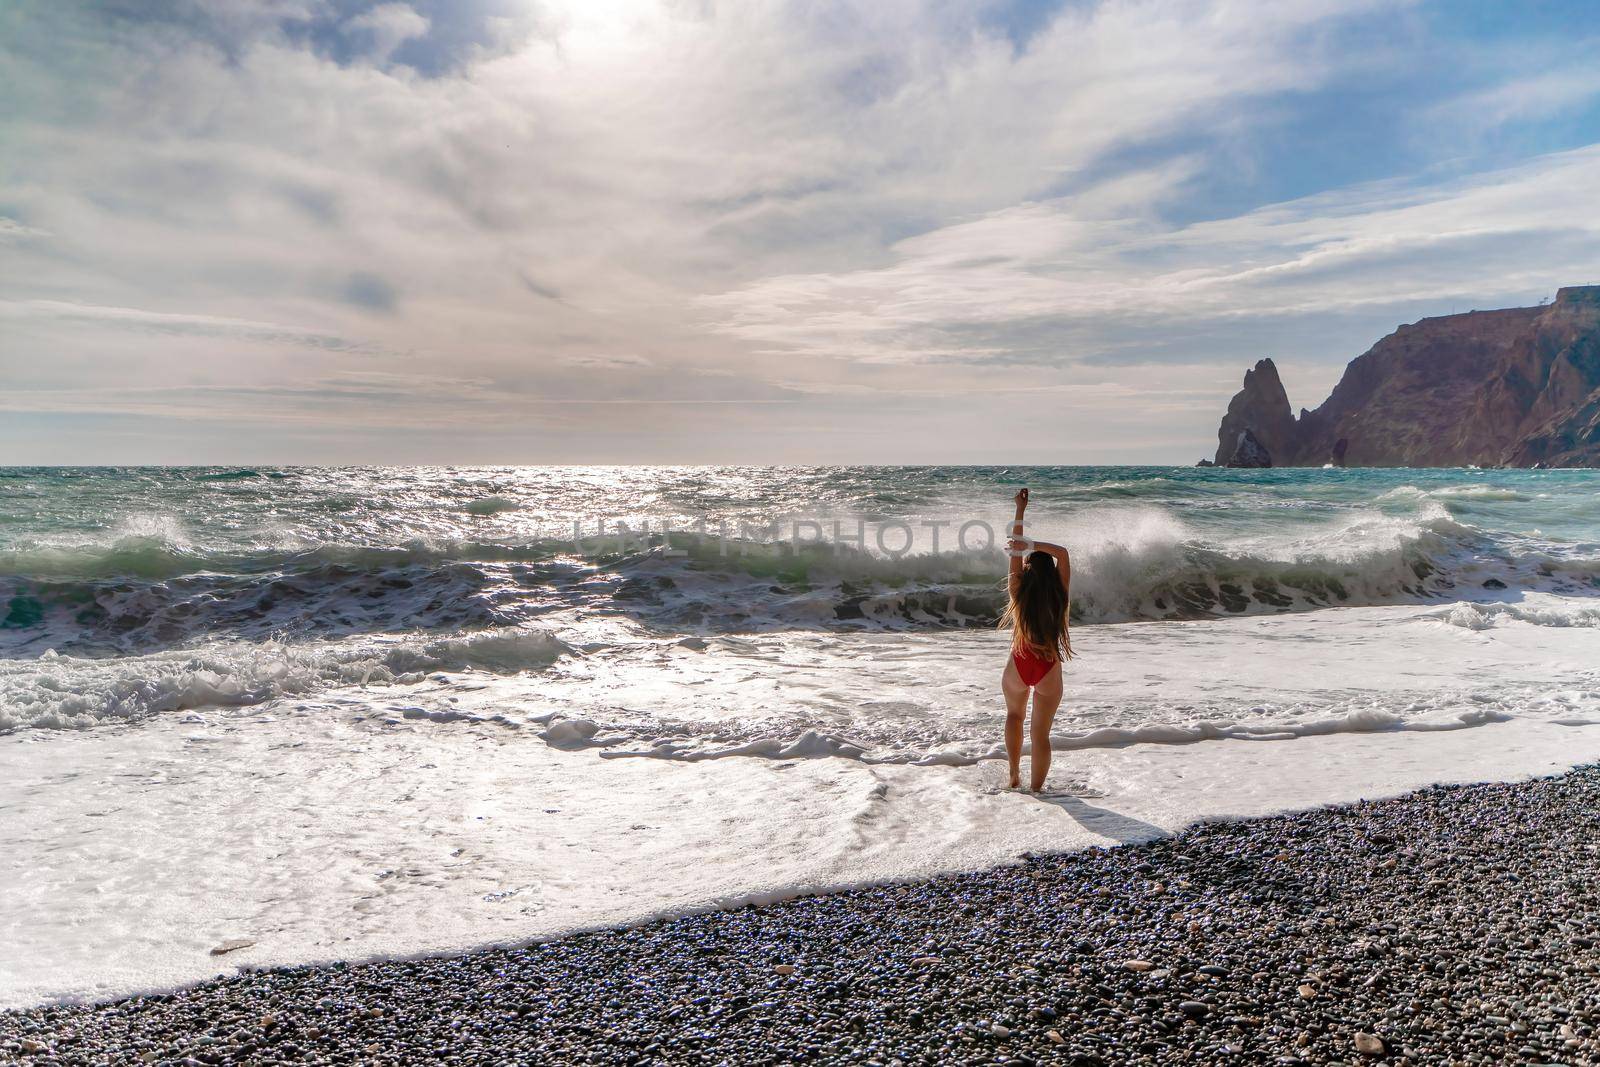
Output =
[{"x1": 1009, "y1": 489, "x2": 1030, "y2": 572}]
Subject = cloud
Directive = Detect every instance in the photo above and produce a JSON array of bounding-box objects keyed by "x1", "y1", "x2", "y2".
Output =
[
  {"x1": 700, "y1": 145, "x2": 1600, "y2": 367},
  {"x1": 339, "y1": 271, "x2": 399, "y2": 313},
  {"x1": 83, "y1": 0, "x2": 543, "y2": 75},
  {"x1": 3, "y1": 0, "x2": 1599, "y2": 462},
  {"x1": 341, "y1": 3, "x2": 429, "y2": 62},
  {"x1": 1441, "y1": 68, "x2": 1600, "y2": 132},
  {"x1": 0, "y1": 368, "x2": 505, "y2": 429},
  {"x1": 516, "y1": 270, "x2": 562, "y2": 301},
  {"x1": 0, "y1": 367, "x2": 807, "y2": 441},
  {"x1": 0, "y1": 217, "x2": 50, "y2": 241},
  {"x1": 562, "y1": 354, "x2": 653, "y2": 370},
  {"x1": 0, "y1": 298, "x2": 365, "y2": 350}
]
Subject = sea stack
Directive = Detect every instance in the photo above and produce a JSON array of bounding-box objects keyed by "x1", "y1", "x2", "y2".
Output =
[
  {"x1": 1210, "y1": 285, "x2": 1600, "y2": 467},
  {"x1": 1214, "y1": 359, "x2": 1294, "y2": 466}
]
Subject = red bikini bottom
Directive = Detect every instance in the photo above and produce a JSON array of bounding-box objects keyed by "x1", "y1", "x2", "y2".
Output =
[{"x1": 1012, "y1": 650, "x2": 1056, "y2": 687}]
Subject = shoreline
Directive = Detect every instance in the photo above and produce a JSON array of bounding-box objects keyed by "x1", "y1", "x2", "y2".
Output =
[
  {"x1": 6, "y1": 767, "x2": 1599, "y2": 1064},
  {"x1": 7, "y1": 688, "x2": 1600, "y2": 1014}
]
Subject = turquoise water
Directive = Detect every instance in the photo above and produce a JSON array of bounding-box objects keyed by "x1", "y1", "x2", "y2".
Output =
[
  {"x1": 2, "y1": 465, "x2": 1598, "y2": 730},
  {"x1": 4, "y1": 464, "x2": 1599, "y2": 547}
]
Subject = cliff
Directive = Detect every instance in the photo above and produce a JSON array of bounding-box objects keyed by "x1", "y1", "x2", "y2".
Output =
[{"x1": 1211, "y1": 286, "x2": 1600, "y2": 467}]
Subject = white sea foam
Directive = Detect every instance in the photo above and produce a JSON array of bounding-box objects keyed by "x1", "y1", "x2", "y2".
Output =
[
  {"x1": 1430, "y1": 600, "x2": 1600, "y2": 630},
  {"x1": 1378, "y1": 483, "x2": 1533, "y2": 505},
  {"x1": 449, "y1": 596, "x2": 1600, "y2": 771},
  {"x1": 0, "y1": 628, "x2": 571, "y2": 732},
  {"x1": 6, "y1": 599, "x2": 1600, "y2": 1009},
  {"x1": 578, "y1": 698, "x2": 1516, "y2": 765},
  {"x1": 465, "y1": 496, "x2": 520, "y2": 516}
]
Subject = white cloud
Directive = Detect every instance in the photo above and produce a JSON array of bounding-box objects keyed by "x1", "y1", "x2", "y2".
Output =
[
  {"x1": 0, "y1": 368, "x2": 509, "y2": 429},
  {"x1": 0, "y1": 217, "x2": 49, "y2": 242},
  {"x1": 1431, "y1": 66, "x2": 1600, "y2": 134},
  {"x1": 701, "y1": 145, "x2": 1600, "y2": 367},
  {"x1": 2, "y1": 0, "x2": 1596, "y2": 462},
  {"x1": 0, "y1": 299, "x2": 364, "y2": 350},
  {"x1": 561, "y1": 354, "x2": 654, "y2": 370},
  {"x1": 342, "y1": 3, "x2": 430, "y2": 62}
]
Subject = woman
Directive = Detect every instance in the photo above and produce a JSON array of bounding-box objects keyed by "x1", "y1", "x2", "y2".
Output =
[{"x1": 1000, "y1": 487, "x2": 1073, "y2": 792}]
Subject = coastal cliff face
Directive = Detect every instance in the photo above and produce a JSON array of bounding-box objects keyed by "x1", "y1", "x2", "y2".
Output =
[{"x1": 1212, "y1": 286, "x2": 1600, "y2": 467}]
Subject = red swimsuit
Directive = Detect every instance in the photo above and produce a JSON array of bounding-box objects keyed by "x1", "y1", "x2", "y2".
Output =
[{"x1": 1012, "y1": 648, "x2": 1056, "y2": 687}]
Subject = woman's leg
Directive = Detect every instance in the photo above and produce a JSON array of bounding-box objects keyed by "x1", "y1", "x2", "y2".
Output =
[
  {"x1": 1028, "y1": 663, "x2": 1063, "y2": 792},
  {"x1": 1001, "y1": 658, "x2": 1029, "y2": 789}
]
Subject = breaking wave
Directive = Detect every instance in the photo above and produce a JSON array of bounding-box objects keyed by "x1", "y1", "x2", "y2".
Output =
[
  {"x1": 4, "y1": 504, "x2": 1598, "y2": 657},
  {"x1": 1428, "y1": 600, "x2": 1600, "y2": 630},
  {"x1": 6, "y1": 467, "x2": 1600, "y2": 734},
  {"x1": 569, "y1": 504, "x2": 1598, "y2": 633},
  {"x1": 0, "y1": 534, "x2": 575, "y2": 582}
]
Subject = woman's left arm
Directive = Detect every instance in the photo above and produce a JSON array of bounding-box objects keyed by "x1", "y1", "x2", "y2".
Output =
[{"x1": 1031, "y1": 540, "x2": 1071, "y2": 595}]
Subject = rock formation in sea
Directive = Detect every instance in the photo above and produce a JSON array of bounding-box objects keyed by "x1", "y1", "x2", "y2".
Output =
[
  {"x1": 1211, "y1": 285, "x2": 1600, "y2": 467},
  {"x1": 1221, "y1": 428, "x2": 1272, "y2": 467},
  {"x1": 1216, "y1": 360, "x2": 1295, "y2": 467}
]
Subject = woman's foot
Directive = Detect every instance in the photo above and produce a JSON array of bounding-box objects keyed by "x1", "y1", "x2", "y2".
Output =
[{"x1": 1008, "y1": 772, "x2": 1022, "y2": 789}]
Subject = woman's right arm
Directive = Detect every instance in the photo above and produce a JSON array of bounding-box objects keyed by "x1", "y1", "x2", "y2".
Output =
[{"x1": 1007, "y1": 488, "x2": 1028, "y2": 595}]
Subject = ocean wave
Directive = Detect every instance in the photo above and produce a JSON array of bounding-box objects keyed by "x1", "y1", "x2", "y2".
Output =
[
  {"x1": 4, "y1": 500, "x2": 1597, "y2": 653},
  {"x1": 465, "y1": 496, "x2": 519, "y2": 516},
  {"x1": 0, "y1": 627, "x2": 571, "y2": 732},
  {"x1": 0, "y1": 534, "x2": 576, "y2": 581},
  {"x1": 0, "y1": 557, "x2": 577, "y2": 656},
  {"x1": 1428, "y1": 601, "x2": 1600, "y2": 630},
  {"x1": 3, "y1": 505, "x2": 1587, "y2": 655},
  {"x1": 194, "y1": 469, "x2": 264, "y2": 481},
  {"x1": 1377, "y1": 483, "x2": 1533, "y2": 506},
  {"x1": 1054, "y1": 476, "x2": 1217, "y2": 500},
  {"x1": 590, "y1": 505, "x2": 1496, "y2": 631},
  {"x1": 563, "y1": 705, "x2": 1515, "y2": 765}
]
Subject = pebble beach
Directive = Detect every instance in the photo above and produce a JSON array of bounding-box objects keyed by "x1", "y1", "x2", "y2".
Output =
[{"x1": 5, "y1": 766, "x2": 1598, "y2": 1066}]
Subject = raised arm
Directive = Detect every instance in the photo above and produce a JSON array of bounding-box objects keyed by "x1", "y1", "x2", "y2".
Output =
[
  {"x1": 1007, "y1": 487, "x2": 1028, "y2": 595},
  {"x1": 1031, "y1": 539, "x2": 1071, "y2": 595}
]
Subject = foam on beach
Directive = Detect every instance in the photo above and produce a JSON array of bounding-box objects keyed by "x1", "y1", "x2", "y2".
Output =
[
  {"x1": 5, "y1": 599, "x2": 1600, "y2": 1008},
  {"x1": 4, "y1": 680, "x2": 1599, "y2": 1011}
]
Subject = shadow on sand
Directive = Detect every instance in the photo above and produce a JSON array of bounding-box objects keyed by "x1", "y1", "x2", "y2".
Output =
[{"x1": 1038, "y1": 792, "x2": 1168, "y2": 846}]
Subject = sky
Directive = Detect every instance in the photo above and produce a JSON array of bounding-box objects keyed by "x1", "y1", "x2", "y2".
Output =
[{"x1": 3, "y1": 0, "x2": 1600, "y2": 465}]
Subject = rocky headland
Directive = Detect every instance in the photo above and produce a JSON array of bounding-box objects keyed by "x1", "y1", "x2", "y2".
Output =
[{"x1": 1211, "y1": 285, "x2": 1600, "y2": 468}]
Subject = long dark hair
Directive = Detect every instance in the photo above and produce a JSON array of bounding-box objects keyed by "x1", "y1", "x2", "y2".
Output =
[{"x1": 1001, "y1": 550, "x2": 1073, "y2": 661}]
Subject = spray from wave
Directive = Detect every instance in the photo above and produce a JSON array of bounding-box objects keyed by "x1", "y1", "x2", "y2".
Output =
[
  {"x1": 4, "y1": 502, "x2": 1597, "y2": 658},
  {"x1": 6, "y1": 467, "x2": 1600, "y2": 734}
]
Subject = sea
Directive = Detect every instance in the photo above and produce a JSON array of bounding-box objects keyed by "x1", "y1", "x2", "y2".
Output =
[{"x1": 5, "y1": 465, "x2": 1600, "y2": 1006}]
